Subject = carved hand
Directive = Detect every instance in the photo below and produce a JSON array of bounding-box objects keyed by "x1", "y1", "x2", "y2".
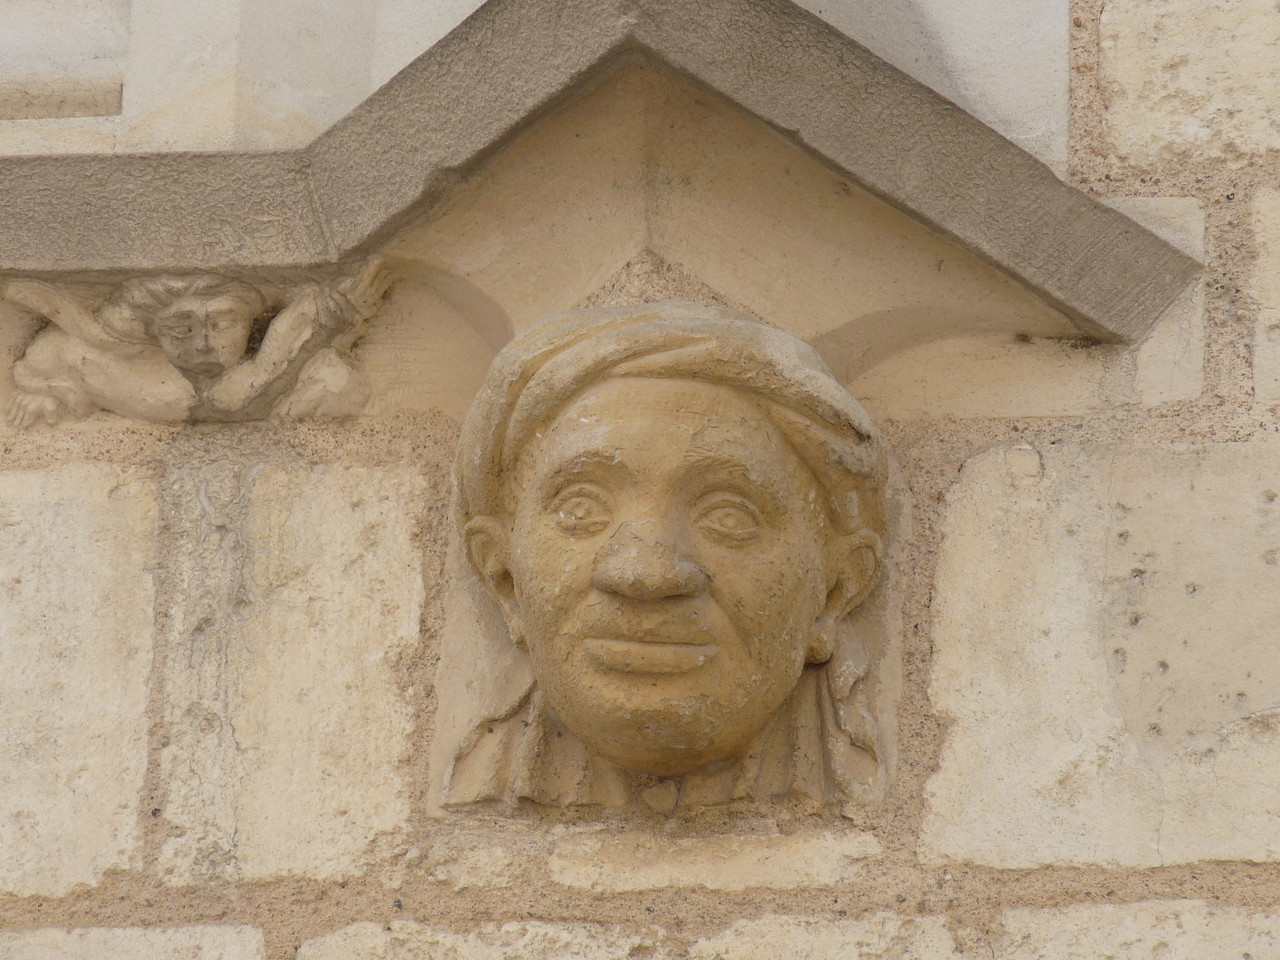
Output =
[{"x1": 335, "y1": 258, "x2": 393, "y2": 323}]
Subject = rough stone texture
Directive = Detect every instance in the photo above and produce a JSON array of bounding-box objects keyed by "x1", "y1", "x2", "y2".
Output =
[
  {"x1": 924, "y1": 442, "x2": 1280, "y2": 867},
  {"x1": 688, "y1": 915, "x2": 963, "y2": 959},
  {"x1": 1251, "y1": 187, "x2": 1280, "y2": 405},
  {"x1": 0, "y1": 926, "x2": 265, "y2": 960},
  {"x1": 298, "y1": 917, "x2": 964, "y2": 960},
  {"x1": 0, "y1": 465, "x2": 156, "y2": 896},
  {"x1": 1100, "y1": 0, "x2": 1280, "y2": 164},
  {"x1": 549, "y1": 830, "x2": 882, "y2": 891},
  {"x1": 794, "y1": 0, "x2": 1068, "y2": 169},
  {"x1": 291, "y1": 905, "x2": 1280, "y2": 958},
  {"x1": 997, "y1": 901, "x2": 1280, "y2": 958},
  {"x1": 0, "y1": 0, "x2": 1194, "y2": 348},
  {"x1": 158, "y1": 464, "x2": 423, "y2": 883},
  {"x1": 297, "y1": 922, "x2": 666, "y2": 960}
]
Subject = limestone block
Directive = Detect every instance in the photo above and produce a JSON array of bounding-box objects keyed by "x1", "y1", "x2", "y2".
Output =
[
  {"x1": 159, "y1": 463, "x2": 424, "y2": 883},
  {"x1": 0, "y1": 465, "x2": 156, "y2": 896},
  {"x1": 116, "y1": 0, "x2": 240, "y2": 152},
  {"x1": 549, "y1": 829, "x2": 882, "y2": 892},
  {"x1": 0, "y1": 926, "x2": 265, "y2": 960},
  {"x1": 924, "y1": 442, "x2": 1280, "y2": 867},
  {"x1": 1251, "y1": 188, "x2": 1280, "y2": 405},
  {"x1": 297, "y1": 922, "x2": 665, "y2": 960},
  {"x1": 236, "y1": 1, "x2": 374, "y2": 149},
  {"x1": 687, "y1": 915, "x2": 964, "y2": 960},
  {"x1": 0, "y1": 0, "x2": 127, "y2": 121},
  {"x1": 997, "y1": 901, "x2": 1280, "y2": 958},
  {"x1": 1100, "y1": 0, "x2": 1280, "y2": 163}
]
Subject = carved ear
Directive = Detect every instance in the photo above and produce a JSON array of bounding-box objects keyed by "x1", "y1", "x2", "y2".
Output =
[
  {"x1": 463, "y1": 516, "x2": 523, "y2": 645},
  {"x1": 807, "y1": 529, "x2": 882, "y2": 664}
]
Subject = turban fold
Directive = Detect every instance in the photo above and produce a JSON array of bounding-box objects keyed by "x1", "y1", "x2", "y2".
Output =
[{"x1": 457, "y1": 301, "x2": 885, "y2": 535}]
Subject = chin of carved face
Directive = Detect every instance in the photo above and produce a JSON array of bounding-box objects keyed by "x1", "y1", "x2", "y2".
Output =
[
  {"x1": 154, "y1": 293, "x2": 255, "y2": 378},
  {"x1": 505, "y1": 377, "x2": 836, "y2": 777}
]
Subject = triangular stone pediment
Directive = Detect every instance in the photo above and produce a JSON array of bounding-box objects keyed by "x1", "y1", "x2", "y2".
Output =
[{"x1": 377, "y1": 62, "x2": 1074, "y2": 380}]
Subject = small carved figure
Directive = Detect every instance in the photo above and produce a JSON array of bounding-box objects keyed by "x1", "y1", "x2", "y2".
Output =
[
  {"x1": 448, "y1": 302, "x2": 887, "y2": 812},
  {"x1": 4, "y1": 260, "x2": 390, "y2": 426}
]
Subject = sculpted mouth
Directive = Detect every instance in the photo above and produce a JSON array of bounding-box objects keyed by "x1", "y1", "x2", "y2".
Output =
[{"x1": 583, "y1": 637, "x2": 719, "y2": 675}]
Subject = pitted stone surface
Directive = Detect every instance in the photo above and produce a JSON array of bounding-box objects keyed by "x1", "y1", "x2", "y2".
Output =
[
  {"x1": 687, "y1": 915, "x2": 964, "y2": 959},
  {"x1": 997, "y1": 901, "x2": 1280, "y2": 958},
  {"x1": 1250, "y1": 188, "x2": 1280, "y2": 405},
  {"x1": 0, "y1": 465, "x2": 156, "y2": 896},
  {"x1": 1100, "y1": 0, "x2": 1280, "y2": 162},
  {"x1": 158, "y1": 464, "x2": 424, "y2": 882},
  {"x1": 925, "y1": 442, "x2": 1280, "y2": 866},
  {"x1": 0, "y1": 926, "x2": 265, "y2": 960},
  {"x1": 297, "y1": 922, "x2": 666, "y2": 960},
  {"x1": 298, "y1": 917, "x2": 963, "y2": 960}
]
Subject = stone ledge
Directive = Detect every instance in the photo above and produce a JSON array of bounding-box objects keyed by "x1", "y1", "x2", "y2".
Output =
[{"x1": 0, "y1": 0, "x2": 1196, "y2": 346}]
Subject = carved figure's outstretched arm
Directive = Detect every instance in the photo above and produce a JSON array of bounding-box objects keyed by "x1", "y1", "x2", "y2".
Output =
[
  {"x1": 198, "y1": 260, "x2": 390, "y2": 420},
  {"x1": 2, "y1": 280, "x2": 132, "y2": 351}
]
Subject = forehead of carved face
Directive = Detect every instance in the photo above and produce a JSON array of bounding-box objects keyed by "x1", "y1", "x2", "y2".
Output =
[
  {"x1": 152, "y1": 293, "x2": 257, "y2": 377},
  {"x1": 503, "y1": 376, "x2": 840, "y2": 777}
]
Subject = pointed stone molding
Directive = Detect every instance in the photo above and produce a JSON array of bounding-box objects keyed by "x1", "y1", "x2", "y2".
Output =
[{"x1": 0, "y1": 0, "x2": 1198, "y2": 343}]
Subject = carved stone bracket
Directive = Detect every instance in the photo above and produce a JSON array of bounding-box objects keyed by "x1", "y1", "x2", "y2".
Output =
[{"x1": 4, "y1": 260, "x2": 388, "y2": 426}]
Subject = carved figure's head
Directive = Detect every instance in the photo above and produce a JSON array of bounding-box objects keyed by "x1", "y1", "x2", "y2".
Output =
[
  {"x1": 457, "y1": 303, "x2": 885, "y2": 780},
  {"x1": 117, "y1": 275, "x2": 266, "y2": 378}
]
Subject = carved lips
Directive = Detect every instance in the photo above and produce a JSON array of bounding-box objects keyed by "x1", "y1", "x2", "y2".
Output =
[{"x1": 583, "y1": 636, "x2": 720, "y2": 674}]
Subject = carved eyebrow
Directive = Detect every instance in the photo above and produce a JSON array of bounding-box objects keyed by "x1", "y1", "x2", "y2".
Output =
[
  {"x1": 539, "y1": 449, "x2": 634, "y2": 488},
  {"x1": 680, "y1": 453, "x2": 788, "y2": 507}
]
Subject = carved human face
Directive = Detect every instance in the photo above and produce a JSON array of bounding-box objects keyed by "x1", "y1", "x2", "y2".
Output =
[
  {"x1": 153, "y1": 293, "x2": 256, "y2": 378},
  {"x1": 494, "y1": 377, "x2": 842, "y2": 777}
]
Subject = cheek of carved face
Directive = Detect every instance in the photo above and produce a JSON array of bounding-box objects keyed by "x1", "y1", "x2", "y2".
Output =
[
  {"x1": 154, "y1": 294, "x2": 255, "y2": 377},
  {"x1": 506, "y1": 377, "x2": 835, "y2": 778}
]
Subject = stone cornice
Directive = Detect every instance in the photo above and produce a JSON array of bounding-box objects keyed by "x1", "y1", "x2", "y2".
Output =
[{"x1": 0, "y1": 0, "x2": 1199, "y2": 342}]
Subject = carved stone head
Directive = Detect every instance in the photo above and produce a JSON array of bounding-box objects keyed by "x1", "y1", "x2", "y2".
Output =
[
  {"x1": 450, "y1": 302, "x2": 886, "y2": 809},
  {"x1": 121, "y1": 275, "x2": 266, "y2": 378}
]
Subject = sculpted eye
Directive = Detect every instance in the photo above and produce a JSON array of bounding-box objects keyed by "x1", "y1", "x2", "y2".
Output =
[
  {"x1": 552, "y1": 487, "x2": 612, "y2": 537},
  {"x1": 696, "y1": 497, "x2": 762, "y2": 544}
]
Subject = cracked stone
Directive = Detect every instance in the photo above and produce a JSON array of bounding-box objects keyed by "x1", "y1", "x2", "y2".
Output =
[{"x1": 158, "y1": 463, "x2": 425, "y2": 883}]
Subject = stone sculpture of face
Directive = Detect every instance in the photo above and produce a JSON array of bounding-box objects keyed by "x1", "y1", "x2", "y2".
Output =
[
  {"x1": 475, "y1": 375, "x2": 855, "y2": 777},
  {"x1": 151, "y1": 292, "x2": 257, "y2": 379}
]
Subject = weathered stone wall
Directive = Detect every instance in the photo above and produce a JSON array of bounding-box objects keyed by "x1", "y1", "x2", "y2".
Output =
[{"x1": 3, "y1": 0, "x2": 1280, "y2": 957}]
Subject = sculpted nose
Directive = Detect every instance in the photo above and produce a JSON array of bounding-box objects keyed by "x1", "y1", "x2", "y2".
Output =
[
  {"x1": 192, "y1": 320, "x2": 212, "y2": 353},
  {"x1": 592, "y1": 522, "x2": 708, "y2": 600}
]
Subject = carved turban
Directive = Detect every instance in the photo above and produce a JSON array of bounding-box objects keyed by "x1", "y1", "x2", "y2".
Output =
[{"x1": 457, "y1": 301, "x2": 886, "y2": 538}]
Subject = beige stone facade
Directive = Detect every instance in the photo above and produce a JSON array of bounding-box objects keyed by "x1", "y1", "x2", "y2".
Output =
[{"x1": 2, "y1": 0, "x2": 1278, "y2": 957}]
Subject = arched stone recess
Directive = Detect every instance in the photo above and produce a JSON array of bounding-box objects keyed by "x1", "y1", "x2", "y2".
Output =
[
  {"x1": 367, "y1": 62, "x2": 1203, "y2": 422},
  {"x1": 0, "y1": 0, "x2": 1201, "y2": 425}
]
